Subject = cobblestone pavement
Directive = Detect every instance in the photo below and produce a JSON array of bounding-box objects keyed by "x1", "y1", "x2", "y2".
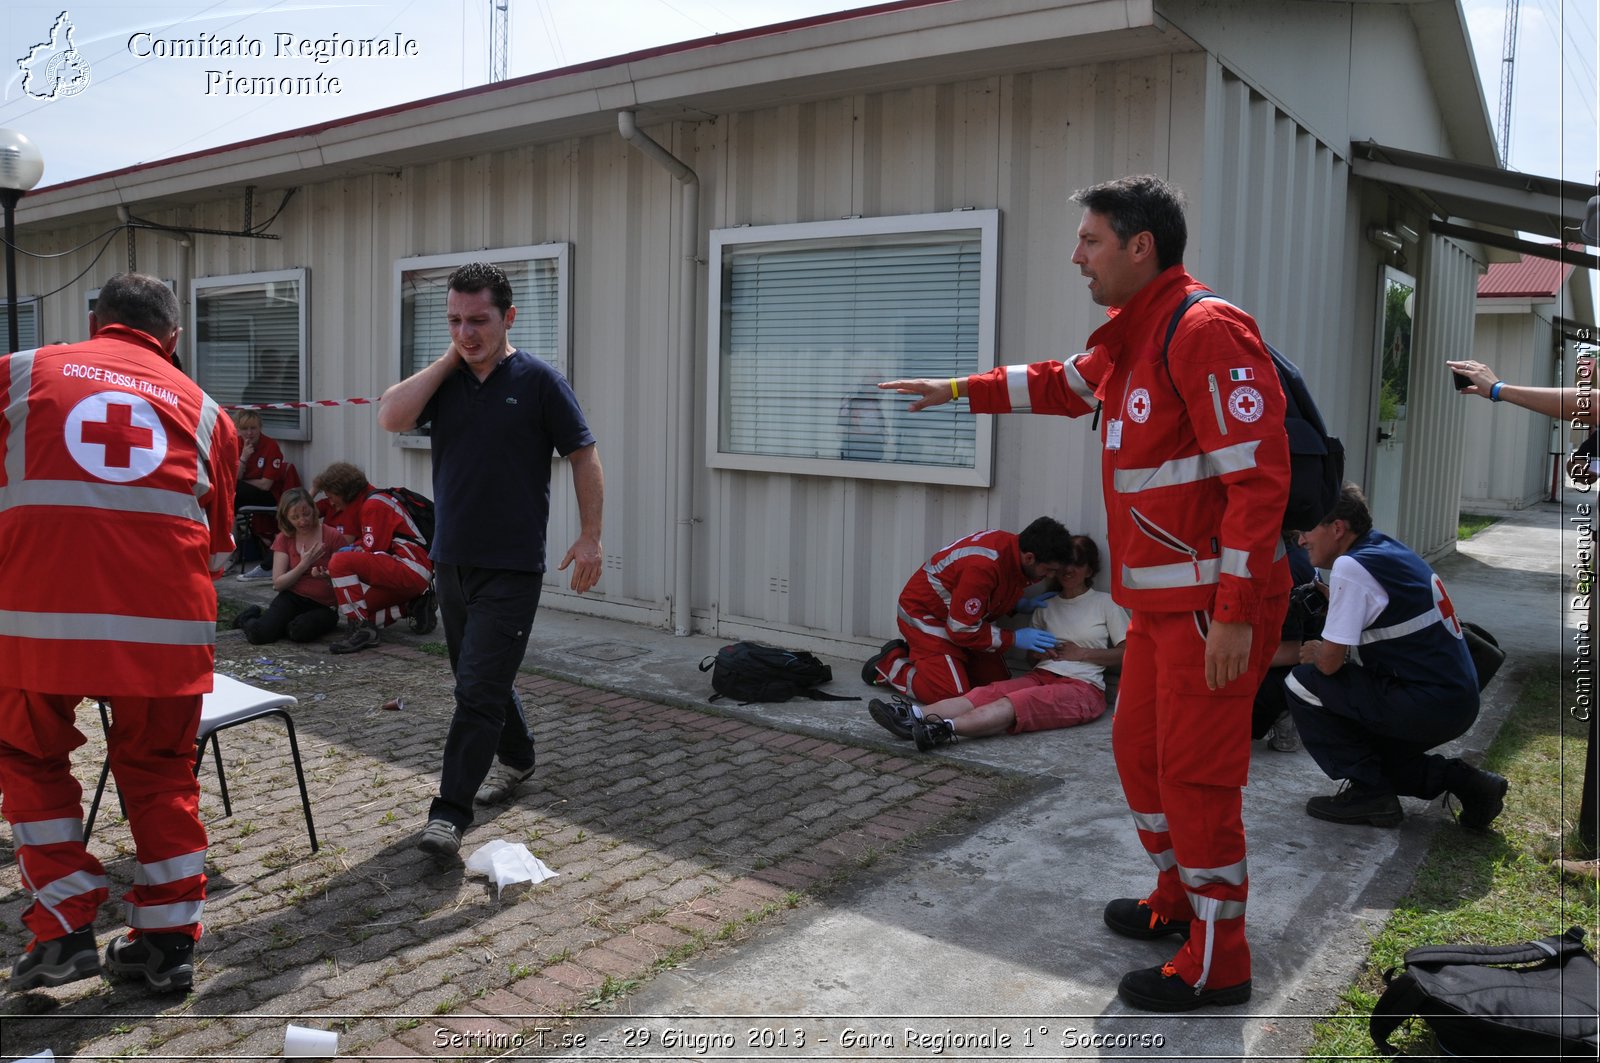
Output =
[{"x1": 0, "y1": 629, "x2": 1024, "y2": 1061}]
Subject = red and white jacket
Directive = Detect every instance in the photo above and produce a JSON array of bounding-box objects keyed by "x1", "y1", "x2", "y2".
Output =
[
  {"x1": 896, "y1": 529, "x2": 1029, "y2": 652},
  {"x1": 966, "y1": 266, "x2": 1291, "y2": 623},
  {"x1": 354, "y1": 489, "x2": 432, "y2": 581},
  {"x1": 0, "y1": 326, "x2": 239, "y2": 696}
]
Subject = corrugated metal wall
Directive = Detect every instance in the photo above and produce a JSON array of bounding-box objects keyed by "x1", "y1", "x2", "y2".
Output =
[
  {"x1": 1461, "y1": 309, "x2": 1556, "y2": 510},
  {"x1": 692, "y1": 55, "x2": 1210, "y2": 648},
  {"x1": 1397, "y1": 234, "x2": 1482, "y2": 557}
]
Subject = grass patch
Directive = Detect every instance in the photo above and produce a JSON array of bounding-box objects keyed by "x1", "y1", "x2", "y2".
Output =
[
  {"x1": 1306, "y1": 661, "x2": 1599, "y2": 1057},
  {"x1": 418, "y1": 641, "x2": 449, "y2": 657},
  {"x1": 1458, "y1": 512, "x2": 1500, "y2": 540}
]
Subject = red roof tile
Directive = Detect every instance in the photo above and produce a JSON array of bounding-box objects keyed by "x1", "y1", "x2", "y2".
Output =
[{"x1": 1478, "y1": 251, "x2": 1575, "y2": 298}]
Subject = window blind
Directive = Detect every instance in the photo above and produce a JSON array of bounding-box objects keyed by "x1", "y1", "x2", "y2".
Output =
[{"x1": 719, "y1": 237, "x2": 980, "y2": 468}]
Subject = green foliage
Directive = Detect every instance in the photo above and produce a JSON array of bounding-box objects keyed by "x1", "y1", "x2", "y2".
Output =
[{"x1": 1458, "y1": 512, "x2": 1500, "y2": 540}]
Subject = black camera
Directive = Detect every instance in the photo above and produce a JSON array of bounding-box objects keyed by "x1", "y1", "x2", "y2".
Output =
[{"x1": 1289, "y1": 579, "x2": 1327, "y2": 619}]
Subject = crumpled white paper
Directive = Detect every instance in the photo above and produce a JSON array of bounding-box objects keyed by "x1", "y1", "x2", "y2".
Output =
[{"x1": 465, "y1": 840, "x2": 559, "y2": 897}]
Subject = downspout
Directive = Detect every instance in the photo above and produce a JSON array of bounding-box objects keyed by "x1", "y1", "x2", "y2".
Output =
[{"x1": 618, "y1": 110, "x2": 699, "y2": 636}]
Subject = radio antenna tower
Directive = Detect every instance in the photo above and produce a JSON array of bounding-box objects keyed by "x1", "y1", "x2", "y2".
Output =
[
  {"x1": 1497, "y1": 0, "x2": 1520, "y2": 165},
  {"x1": 490, "y1": 0, "x2": 509, "y2": 82}
]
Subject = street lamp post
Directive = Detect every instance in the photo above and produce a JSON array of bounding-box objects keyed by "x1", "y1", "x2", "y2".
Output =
[{"x1": 0, "y1": 129, "x2": 45, "y2": 354}]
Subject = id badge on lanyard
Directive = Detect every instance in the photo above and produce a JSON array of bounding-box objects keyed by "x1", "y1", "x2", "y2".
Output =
[{"x1": 1106, "y1": 419, "x2": 1124, "y2": 450}]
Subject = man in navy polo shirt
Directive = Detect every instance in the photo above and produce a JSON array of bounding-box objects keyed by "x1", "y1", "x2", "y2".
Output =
[{"x1": 379, "y1": 262, "x2": 605, "y2": 859}]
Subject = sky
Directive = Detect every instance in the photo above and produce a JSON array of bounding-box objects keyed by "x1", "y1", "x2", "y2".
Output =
[{"x1": 0, "y1": 0, "x2": 1593, "y2": 201}]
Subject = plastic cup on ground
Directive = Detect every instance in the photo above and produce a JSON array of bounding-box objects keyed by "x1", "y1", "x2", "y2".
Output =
[{"x1": 284, "y1": 1023, "x2": 338, "y2": 1058}]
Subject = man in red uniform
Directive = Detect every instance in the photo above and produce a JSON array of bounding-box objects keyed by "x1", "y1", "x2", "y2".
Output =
[
  {"x1": 882, "y1": 175, "x2": 1290, "y2": 1011},
  {"x1": 866, "y1": 517, "x2": 1072, "y2": 703},
  {"x1": 317, "y1": 462, "x2": 434, "y2": 653},
  {"x1": 0, "y1": 273, "x2": 238, "y2": 993}
]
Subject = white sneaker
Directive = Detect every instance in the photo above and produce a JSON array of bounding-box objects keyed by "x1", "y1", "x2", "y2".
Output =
[
  {"x1": 236, "y1": 565, "x2": 272, "y2": 582},
  {"x1": 474, "y1": 761, "x2": 535, "y2": 806}
]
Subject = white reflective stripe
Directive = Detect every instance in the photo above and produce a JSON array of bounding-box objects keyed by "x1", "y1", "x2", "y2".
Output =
[
  {"x1": 922, "y1": 569, "x2": 953, "y2": 605},
  {"x1": 1274, "y1": 536, "x2": 1287, "y2": 562},
  {"x1": 13, "y1": 818, "x2": 83, "y2": 846},
  {"x1": 1113, "y1": 440, "x2": 1261, "y2": 494},
  {"x1": 897, "y1": 607, "x2": 952, "y2": 642},
  {"x1": 1188, "y1": 892, "x2": 1245, "y2": 922},
  {"x1": 1360, "y1": 609, "x2": 1441, "y2": 645},
  {"x1": 194, "y1": 394, "x2": 222, "y2": 500},
  {"x1": 0, "y1": 479, "x2": 206, "y2": 523},
  {"x1": 210, "y1": 551, "x2": 233, "y2": 570},
  {"x1": 1147, "y1": 848, "x2": 1177, "y2": 872},
  {"x1": 1131, "y1": 809, "x2": 1169, "y2": 834},
  {"x1": 944, "y1": 655, "x2": 965, "y2": 693},
  {"x1": 4, "y1": 350, "x2": 37, "y2": 486},
  {"x1": 0, "y1": 610, "x2": 217, "y2": 646},
  {"x1": 926, "y1": 545, "x2": 999, "y2": 575},
  {"x1": 1064, "y1": 354, "x2": 1097, "y2": 403},
  {"x1": 134, "y1": 849, "x2": 207, "y2": 886},
  {"x1": 1121, "y1": 558, "x2": 1220, "y2": 590},
  {"x1": 1004, "y1": 365, "x2": 1032, "y2": 411},
  {"x1": 126, "y1": 899, "x2": 204, "y2": 929},
  {"x1": 331, "y1": 574, "x2": 362, "y2": 589},
  {"x1": 36, "y1": 869, "x2": 110, "y2": 907},
  {"x1": 373, "y1": 492, "x2": 423, "y2": 540},
  {"x1": 1220, "y1": 547, "x2": 1253, "y2": 579},
  {"x1": 397, "y1": 555, "x2": 431, "y2": 582},
  {"x1": 1179, "y1": 858, "x2": 1248, "y2": 889},
  {"x1": 947, "y1": 616, "x2": 981, "y2": 634},
  {"x1": 1284, "y1": 670, "x2": 1322, "y2": 706},
  {"x1": 17, "y1": 851, "x2": 73, "y2": 935}
]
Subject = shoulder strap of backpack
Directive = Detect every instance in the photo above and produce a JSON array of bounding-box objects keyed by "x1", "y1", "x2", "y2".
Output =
[
  {"x1": 1369, "y1": 968, "x2": 1427, "y2": 1056},
  {"x1": 1158, "y1": 291, "x2": 1220, "y2": 397},
  {"x1": 805, "y1": 689, "x2": 861, "y2": 702},
  {"x1": 1402, "y1": 927, "x2": 1589, "y2": 969}
]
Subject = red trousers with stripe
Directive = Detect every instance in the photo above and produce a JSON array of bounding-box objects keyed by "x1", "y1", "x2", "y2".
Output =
[
  {"x1": 0, "y1": 688, "x2": 207, "y2": 942},
  {"x1": 1111, "y1": 597, "x2": 1285, "y2": 990},
  {"x1": 876, "y1": 625, "x2": 1011, "y2": 704},
  {"x1": 329, "y1": 550, "x2": 428, "y2": 626}
]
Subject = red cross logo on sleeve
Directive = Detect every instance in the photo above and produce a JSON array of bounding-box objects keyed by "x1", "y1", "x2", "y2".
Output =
[
  {"x1": 1127, "y1": 387, "x2": 1151, "y2": 423},
  {"x1": 1227, "y1": 385, "x2": 1265, "y2": 423},
  {"x1": 1432, "y1": 575, "x2": 1464, "y2": 638},
  {"x1": 65, "y1": 392, "x2": 169, "y2": 483}
]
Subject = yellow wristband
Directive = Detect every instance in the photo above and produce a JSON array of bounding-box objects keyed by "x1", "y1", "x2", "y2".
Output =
[{"x1": 949, "y1": 378, "x2": 960, "y2": 401}]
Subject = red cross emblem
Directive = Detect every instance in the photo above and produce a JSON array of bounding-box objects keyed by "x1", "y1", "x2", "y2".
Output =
[
  {"x1": 65, "y1": 392, "x2": 168, "y2": 484},
  {"x1": 1227, "y1": 385, "x2": 1265, "y2": 423},
  {"x1": 1432, "y1": 575, "x2": 1463, "y2": 638},
  {"x1": 1127, "y1": 387, "x2": 1151, "y2": 423},
  {"x1": 81, "y1": 402, "x2": 154, "y2": 468}
]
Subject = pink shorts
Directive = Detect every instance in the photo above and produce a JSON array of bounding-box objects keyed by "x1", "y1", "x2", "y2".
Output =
[{"x1": 966, "y1": 670, "x2": 1107, "y2": 733}]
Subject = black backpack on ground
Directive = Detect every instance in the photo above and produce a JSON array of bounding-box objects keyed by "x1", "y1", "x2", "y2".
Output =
[
  {"x1": 382, "y1": 486, "x2": 435, "y2": 548},
  {"x1": 699, "y1": 642, "x2": 860, "y2": 704},
  {"x1": 1160, "y1": 291, "x2": 1346, "y2": 532},
  {"x1": 1370, "y1": 926, "x2": 1599, "y2": 1060}
]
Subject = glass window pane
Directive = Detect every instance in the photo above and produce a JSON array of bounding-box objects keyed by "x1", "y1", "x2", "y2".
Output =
[
  {"x1": 718, "y1": 233, "x2": 983, "y2": 470},
  {"x1": 193, "y1": 271, "x2": 308, "y2": 440}
]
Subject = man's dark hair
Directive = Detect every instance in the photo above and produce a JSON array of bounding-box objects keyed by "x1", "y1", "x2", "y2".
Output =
[
  {"x1": 95, "y1": 273, "x2": 179, "y2": 337},
  {"x1": 447, "y1": 262, "x2": 514, "y2": 315},
  {"x1": 1018, "y1": 516, "x2": 1073, "y2": 564},
  {"x1": 1321, "y1": 482, "x2": 1373, "y2": 538},
  {"x1": 1071, "y1": 175, "x2": 1188, "y2": 271},
  {"x1": 1070, "y1": 534, "x2": 1102, "y2": 586}
]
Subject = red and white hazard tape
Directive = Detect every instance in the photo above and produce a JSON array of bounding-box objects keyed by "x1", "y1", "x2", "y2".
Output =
[{"x1": 222, "y1": 397, "x2": 379, "y2": 411}]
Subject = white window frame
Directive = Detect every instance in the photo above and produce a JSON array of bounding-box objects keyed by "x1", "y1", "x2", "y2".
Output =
[
  {"x1": 191, "y1": 268, "x2": 311, "y2": 441},
  {"x1": 707, "y1": 210, "x2": 998, "y2": 486},
  {"x1": 393, "y1": 244, "x2": 572, "y2": 448}
]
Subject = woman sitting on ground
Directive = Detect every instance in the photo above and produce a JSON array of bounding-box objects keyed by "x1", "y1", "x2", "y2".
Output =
[
  {"x1": 868, "y1": 534, "x2": 1129, "y2": 750},
  {"x1": 233, "y1": 487, "x2": 344, "y2": 645}
]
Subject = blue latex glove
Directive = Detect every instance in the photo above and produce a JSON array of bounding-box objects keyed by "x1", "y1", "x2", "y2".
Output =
[
  {"x1": 1013, "y1": 627, "x2": 1058, "y2": 654},
  {"x1": 1016, "y1": 592, "x2": 1059, "y2": 613}
]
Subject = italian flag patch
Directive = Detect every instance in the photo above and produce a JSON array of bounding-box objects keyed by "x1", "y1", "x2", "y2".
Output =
[{"x1": 1229, "y1": 368, "x2": 1255, "y2": 381}]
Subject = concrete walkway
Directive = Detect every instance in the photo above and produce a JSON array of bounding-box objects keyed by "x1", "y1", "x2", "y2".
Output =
[{"x1": 0, "y1": 503, "x2": 1573, "y2": 1061}]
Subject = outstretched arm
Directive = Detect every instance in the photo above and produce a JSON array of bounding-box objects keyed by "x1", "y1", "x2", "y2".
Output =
[
  {"x1": 1447, "y1": 360, "x2": 1586, "y2": 420},
  {"x1": 878, "y1": 377, "x2": 958, "y2": 412}
]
